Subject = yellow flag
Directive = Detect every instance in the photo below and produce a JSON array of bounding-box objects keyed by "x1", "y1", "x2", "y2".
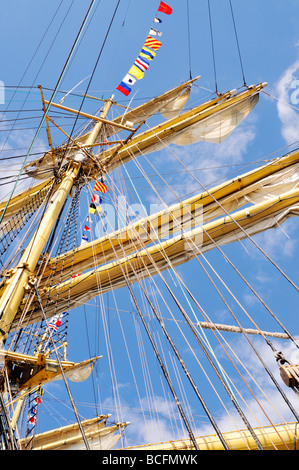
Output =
[
  {"x1": 89, "y1": 204, "x2": 96, "y2": 214},
  {"x1": 129, "y1": 64, "x2": 144, "y2": 80},
  {"x1": 140, "y1": 46, "x2": 156, "y2": 61}
]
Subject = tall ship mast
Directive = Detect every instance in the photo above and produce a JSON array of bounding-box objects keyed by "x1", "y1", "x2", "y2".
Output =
[{"x1": 0, "y1": 0, "x2": 298, "y2": 451}]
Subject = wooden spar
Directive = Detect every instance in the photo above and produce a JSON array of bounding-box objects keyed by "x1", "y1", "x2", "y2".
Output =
[
  {"x1": 120, "y1": 422, "x2": 299, "y2": 450},
  {"x1": 86, "y1": 95, "x2": 115, "y2": 144},
  {"x1": 197, "y1": 322, "x2": 292, "y2": 339},
  {"x1": 43, "y1": 99, "x2": 134, "y2": 132},
  {"x1": 39, "y1": 85, "x2": 54, "y2": 153},
  {"x1": 3, "y1": 353, "x2": 101, "y2": 411}
]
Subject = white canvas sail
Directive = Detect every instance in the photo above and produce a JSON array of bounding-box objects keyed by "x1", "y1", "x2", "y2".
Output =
[
  {"x1": 159, "y1": 87, "x2": 191, "y2": 119},
  {"x1": 173, "y1": 94, "x2": 259, "y2": 145},
  {"x1": 19, "y1": 416, "x2": 128, "y2": 451}
]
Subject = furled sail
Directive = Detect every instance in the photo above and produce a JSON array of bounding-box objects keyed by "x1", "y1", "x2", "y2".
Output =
[
  {"x1": 0, "y1": 83, "x2": 265, "y2": 225},
  {"x1": 0, "y1": 350, "x2": 102, "y2": 396},
  {"x1": 40, "y1": 149, "x2": 299, "y2": 284},
  {"x1": 120, "y1": 422, "x2": 299, "y2": 451},
  {"x1": 15, "y1": 183, "x2": 299, "y2": 325},
  {"x1": 83, "y1": 76, "x2": 199, "y2": 137},
  {"x1": 100, "y1": 83, "x2": 267, "y2": 174},
  {"x1": 18, "y1": 415, "x2": 129, "y2": 451},
  {"x1": 23, "y1": 77, "x2": 199, "y2": 181},
  {"x1": 158, "y1": 86, "x2": 192, "y2": 119},
  {"x1": 173, "y1": 94, "x2": 259, "y2": 145}
]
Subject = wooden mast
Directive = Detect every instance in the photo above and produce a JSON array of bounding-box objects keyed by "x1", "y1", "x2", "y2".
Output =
[
  {"x1": 0, "y1": 97, "x2": 113, "y2": 341},
  {"x1": 0, "y1": 162, "x2": 81, "y2": 342},
  {"x1": 0, "y1": 97, "x2": 115, "y2": 437}
]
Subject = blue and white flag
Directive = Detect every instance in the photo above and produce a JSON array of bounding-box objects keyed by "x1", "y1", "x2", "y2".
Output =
[
  {"x1": 123, "y1": 73, "x2": 137, "y2": 87},
  {"x1": 81, "y1": 234, "x2": 88, "y2": 245}
]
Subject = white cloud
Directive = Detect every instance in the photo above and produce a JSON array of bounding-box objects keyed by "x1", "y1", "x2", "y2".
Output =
[
  {"x1": 275, "y1": 55, "x2": 299, "y2": 145},
  {"x1": 0, "y1": 115, "x2": 47, "y2": 200},
  {"x1": 147, "y1": 118, "x2": 256, "y2": 207},
  {"x1": 101, "y1": 393, "x2": 183, "y2": 446},
  {"x1": 245, "y1": 219, "x2": 297, "y2": 261}
]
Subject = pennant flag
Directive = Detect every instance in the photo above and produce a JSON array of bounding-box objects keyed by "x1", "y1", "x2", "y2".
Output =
[
  {"x1": 89, "y1": 203, "x2": 96, "y2": 214},
  {"x1": 154, "y1": 17, "x2": 162, "y2": 23},
  {"x1": 128, "y1": 64, "x2": 144, "y2": 80},
  {"x1": 91, "y1": 193, "x2": 103, "y2": 205},
  {"x1": 149, "y1": 28, "x2": 162, "y2": 37},
  {"x1": 144, "y1": 35, "x2": 162, "y2": 51},
  {"x1": 116, "y1": 81, "x2": 131, "y2": 96},
  {"x1": 36, "y1": 387, "x2": 44, "y2": 397},
  {"x1": 30, "y1": 406, "x2": 37, "y2": 416},
  {"x1": 140, "y1": 46, "x2": 156, "y2": 61},
  {"x1": 135, "y1": 57, "x2": 150, "y2": 72},
  {"x1": 81, "y1": 234, "x2": 89, "y2": 244},
  {"x1": 34, "y1": 397, "x2": 42, "y2": 405},
  {"x1": 94, "y1": 181, "x2": 108, "y2": 193},
  {"x1": 123, "y1": 73, "x2": 137, "y2": 87},
  {"x1": 84, "y1": 225, "x2": 90, "y2": 232},
  {"x1": 29, "y1": 416, "x2": 37, "y2": 425},
  {"x1": 48, "y1": 313, "x2": 64, "y2": 332},
  {"x1": 91, "y1": 193, "x2": 100, "y2": 204},
  {"x1": 158, "y1": 1, "x2": 172, "y2": 15},
  {"x1": 72, "y1": 273, "x2": 81, "y2": 278}
]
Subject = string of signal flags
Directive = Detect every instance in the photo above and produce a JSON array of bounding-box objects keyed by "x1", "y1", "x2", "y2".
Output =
[
  {"x1": 79, "y1": 3, "x2": 173, "y2": 251},
  {"x1": 80, "y1": 179, "x2": 109, "y2": 248},
  {"x1": 116, "y1": 1, "x2": 173, "y2": 96}
]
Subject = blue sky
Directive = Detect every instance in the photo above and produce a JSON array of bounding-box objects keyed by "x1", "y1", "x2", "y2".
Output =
[{"x1": 1, "y1": 0, "x2": 299, "y2": 449}]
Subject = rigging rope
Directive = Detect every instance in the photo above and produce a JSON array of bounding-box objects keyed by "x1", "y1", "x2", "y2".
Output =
[
  {"x1": 103, "y1": 126, "x2": 299, "y2": 438},
  {"x1": 94, "y1": 173, "x2": 264, "y2": 449},
  {"x1": 59, "y1": 0, "x2": 121, "y2": 164},
  {"x1": 126, "y1": 137, "x2": 299, "y2": 425},
  {"x1": 207, "y1": 0, "x2": 218, "y2": 94},
  {"x1": 33, "y1": 285, "x2": 90, "y2": 450},
  {"x1": 229, "y1": 0, "x2": 247, "y2": 86},
  {"x1": 86, "y1": 175, "x2": 200, "y2": 448},
  {"x1": 140, "y1": 119, "x2": 299, "y2": 332},
  {"x1": 186, "y1": 0, "x2": 193, "y2": 80},
  {"x1": 0, "y1": 0, "x2": 97, "y2": 226},
  {"x1": 83, "y1": 173, "x2": 200, "y2": 444}
]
